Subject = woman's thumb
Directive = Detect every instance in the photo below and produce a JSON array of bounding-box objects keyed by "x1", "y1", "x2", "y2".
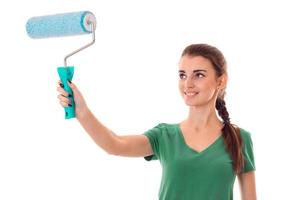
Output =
[
  {"x1": 67, "y1": 80, "x2": 80, "y2": 95},
  {"x1": 67, "y1": 80, "x2": 75, "y2": 89}
]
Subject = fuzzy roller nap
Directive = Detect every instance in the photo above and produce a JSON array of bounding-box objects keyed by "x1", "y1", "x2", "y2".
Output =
[{"x1": 26, "y1": 11, "x2": 96, "y2": 119}]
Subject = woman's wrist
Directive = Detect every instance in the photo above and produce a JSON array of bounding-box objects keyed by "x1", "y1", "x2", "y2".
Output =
[{"x1": 76, "y1": 107, "x2": 91, "y2": 121}]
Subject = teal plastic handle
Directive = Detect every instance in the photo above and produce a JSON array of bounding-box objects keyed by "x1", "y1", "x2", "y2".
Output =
[{"x1": 57, "y1": 66, "x2": 75, "y2": 119}]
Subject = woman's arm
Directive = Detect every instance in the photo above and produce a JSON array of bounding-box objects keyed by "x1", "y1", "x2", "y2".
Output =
[
  {"x1": 57, "y1": 81, "x2": 153, "y2": 157},
  {"x1": 238, "y1": 171, "x2": 257, "y2": 200},
  {"x1": 77, "y1": 109, "x2": 153, "y2": 157}
]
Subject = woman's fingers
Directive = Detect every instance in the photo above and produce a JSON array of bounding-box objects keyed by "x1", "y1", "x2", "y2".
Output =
[
  {"x1": 57, "y1": 93, "x2": 70, "y2": 102},
  {"x1": 57, "y1": 94, "x2": 70, "y2": 107},
  {"x1": 57, "y1": 84, "x2": 69, "y2": 97},
  {"x1": 57, "y1": 80, "x2": 89, "y2": 119},
  {"x1": 59, "y1": 99, "x2": 69, "y2": 108},
  {"x1": 57, "y1": 81, "x2": 72, "y2": 107}
]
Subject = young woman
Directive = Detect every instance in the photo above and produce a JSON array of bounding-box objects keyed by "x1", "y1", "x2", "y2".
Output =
[{"x1": 57, "y1": 44, "x2": 257, "y2": 200}]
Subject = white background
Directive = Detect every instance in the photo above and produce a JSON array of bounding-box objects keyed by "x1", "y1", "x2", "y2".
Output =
[{"x1": 1, "y1": 0, "x2": 299, "y2": 199}]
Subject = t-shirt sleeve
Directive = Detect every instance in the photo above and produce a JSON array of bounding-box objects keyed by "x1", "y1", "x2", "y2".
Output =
[
  {"x1": 240, "y1": 128, "x2": 256, "y2": 173},
  {"x1": 143, "y1": 123, "x2": 164, "y2": 161}
]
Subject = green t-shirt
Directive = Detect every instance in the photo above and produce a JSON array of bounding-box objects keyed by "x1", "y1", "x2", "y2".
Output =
[{"x1": 143, "y1": 123, "x2": 255, "y2": 200}]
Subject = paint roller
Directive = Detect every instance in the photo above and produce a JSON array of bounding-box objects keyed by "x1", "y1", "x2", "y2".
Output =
[{"x1": 26, "y1": 11, "x2": 97, "y2": 119}]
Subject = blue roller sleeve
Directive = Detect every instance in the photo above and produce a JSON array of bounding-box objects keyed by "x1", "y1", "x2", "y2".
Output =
[
  {"x1": 26, "y1": 11, "x2": 93, "y2": 39},
  {"x1": 57, "y1": 66, "x2": 75, "y2": 119}
]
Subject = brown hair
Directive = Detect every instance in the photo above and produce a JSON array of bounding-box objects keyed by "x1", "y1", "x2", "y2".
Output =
[{"x1": 181, "y1": 44, "x2": 244, "y2": 174}]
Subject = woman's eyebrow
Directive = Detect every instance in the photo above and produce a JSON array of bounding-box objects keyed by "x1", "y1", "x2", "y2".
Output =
[{"x1": 178, "y1": 69, "x2": 207, "y2": 73}]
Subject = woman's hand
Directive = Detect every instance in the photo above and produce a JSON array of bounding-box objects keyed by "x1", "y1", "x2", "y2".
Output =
[{"x1": 57, "y1": 81, "x2": 89, "y2": 119}]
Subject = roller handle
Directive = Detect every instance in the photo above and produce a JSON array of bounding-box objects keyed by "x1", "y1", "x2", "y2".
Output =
[{"x1": 57, "y1": 66, "x2": 75, "y2": 119}]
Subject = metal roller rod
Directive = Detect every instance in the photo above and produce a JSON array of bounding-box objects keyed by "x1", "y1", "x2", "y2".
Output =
[{"x1": 64, "y1": 22, "x2": 96, "y2": 66}]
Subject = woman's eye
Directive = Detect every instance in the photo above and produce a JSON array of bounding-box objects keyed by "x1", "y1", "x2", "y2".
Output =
[
  {"x1": 179, "y1": 74, "x2": 186, "y2": 79},
  {"x1": 196, "y1": 73, "x2": 205, "y2": 78}
]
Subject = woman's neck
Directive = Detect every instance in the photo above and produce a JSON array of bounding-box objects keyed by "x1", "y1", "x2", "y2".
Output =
[{"x1": 182, "y1": 105, "x2": 223, "y2": 133}]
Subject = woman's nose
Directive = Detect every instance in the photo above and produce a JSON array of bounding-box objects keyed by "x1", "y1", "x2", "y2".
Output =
[{"x1": 185, "y1": 77, "x2": 194, "y2": 88}]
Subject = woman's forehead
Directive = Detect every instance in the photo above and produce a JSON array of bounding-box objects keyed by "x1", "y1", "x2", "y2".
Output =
[{"x1": 178, "y1": 55, "x2": 213, "y2": 72}]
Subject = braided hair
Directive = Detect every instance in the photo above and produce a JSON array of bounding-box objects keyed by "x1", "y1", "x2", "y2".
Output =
[{"x1": 182, "y1": 44, "x2": 244, "y2": 174}]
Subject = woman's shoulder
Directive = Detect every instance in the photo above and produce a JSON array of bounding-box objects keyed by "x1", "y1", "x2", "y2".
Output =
[
  {"x1": 150, "y1": 122, "x2": 179, "y2": 135},
  {"x1": 239, "y1": 127, "x2": 252, "y2": 136},
  {"x1": 153, "y1": 122, "x2": 177, "y2": 128},
  {"x1": 236, "y1": 126, "x2": 254, "y2": 144}
]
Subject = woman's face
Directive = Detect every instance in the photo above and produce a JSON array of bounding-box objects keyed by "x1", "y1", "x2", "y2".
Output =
[{"x1": 178, "y1": 55, "x2": 226, "y2": 107}]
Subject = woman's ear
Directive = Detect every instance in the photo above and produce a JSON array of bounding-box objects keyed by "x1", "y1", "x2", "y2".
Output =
[{"x1": 218, "y1": 74, "x2": 228, "y2": 90}]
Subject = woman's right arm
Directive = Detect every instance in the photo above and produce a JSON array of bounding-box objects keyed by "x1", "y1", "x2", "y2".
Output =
[
  {"x1": 57, "y1": 81, "x2": 153, "y2": 157},
  {"x1": 77, "y1": 108, "x2": 154, "y2": 157}
]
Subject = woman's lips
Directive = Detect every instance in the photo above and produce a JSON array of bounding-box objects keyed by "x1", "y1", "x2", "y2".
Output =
[{"x1": 184, "y1": 92, "x2": 199, "y2": 97}]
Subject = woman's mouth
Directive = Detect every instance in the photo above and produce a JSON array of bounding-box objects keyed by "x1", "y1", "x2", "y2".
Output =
[{"x1": 184, "y1": 92, "x2": 199, "y2": 97}]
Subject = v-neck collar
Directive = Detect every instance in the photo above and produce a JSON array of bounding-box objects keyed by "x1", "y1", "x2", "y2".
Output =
[{"x1": 176, "y1": 123, "x2": 223, "y2": 155}]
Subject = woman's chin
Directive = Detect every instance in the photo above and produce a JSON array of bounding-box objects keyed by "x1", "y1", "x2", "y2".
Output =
[
  {"x1": 184, "y1": 101, "x2": 199, "y2": 107},
  {"x1": 184, "y1": 98, "x2": 208, "y2": 107}
]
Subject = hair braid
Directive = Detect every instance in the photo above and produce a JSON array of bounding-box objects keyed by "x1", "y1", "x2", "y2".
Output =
[
  {"x1": 216, "y1": 98, "x2": 244, "y2": 173},
  {"x1": 216, "y1": 98, "x2": 230, "y2": 125}
]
